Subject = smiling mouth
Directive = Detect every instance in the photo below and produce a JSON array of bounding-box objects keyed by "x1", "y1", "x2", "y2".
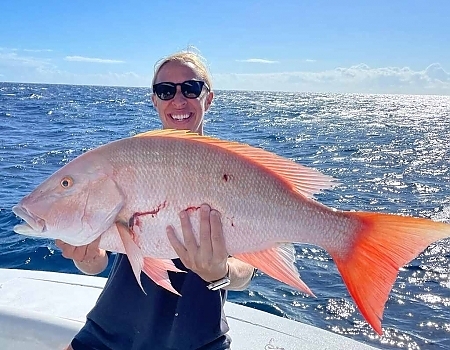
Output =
[
  {"x1": 169, "y1": 113, "x2": 193, "y2": 121},
  {"x1": 12, "y1": 205, "x2": 46, "y2": 235}
]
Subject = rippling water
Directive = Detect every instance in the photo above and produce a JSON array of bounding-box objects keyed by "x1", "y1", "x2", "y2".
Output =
[{"x1": 1, "y1": 82, "x2": 450, "y2": 349}]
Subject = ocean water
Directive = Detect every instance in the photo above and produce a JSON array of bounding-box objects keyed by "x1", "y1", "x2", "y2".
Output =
[{"x1": 1, "y1": 82, "x2": 450, "y2": 349}]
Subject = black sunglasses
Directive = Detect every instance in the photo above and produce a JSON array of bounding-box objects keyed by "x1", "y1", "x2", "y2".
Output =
[{"x1": 152, "y1": 80, "x2": 209, "y2": 101}]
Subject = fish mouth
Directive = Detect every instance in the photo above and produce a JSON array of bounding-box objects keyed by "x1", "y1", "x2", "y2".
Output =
[{"x1": 12, "y1": 205, "x2": 47, "y2": 236}]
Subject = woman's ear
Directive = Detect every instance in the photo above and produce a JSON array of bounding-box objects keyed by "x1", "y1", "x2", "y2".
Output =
[
  {"x1": 204, "y1": 91, "x2": 214, "y2": 111},
  {"x1": 151, "y1": 94, "x2": 158, "y2": 109}
]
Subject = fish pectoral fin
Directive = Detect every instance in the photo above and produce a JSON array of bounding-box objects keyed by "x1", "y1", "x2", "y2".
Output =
[
  {"x1": 115, "y1": 221, "x2": 145, "y2": 293},
  {"x1": 143, "y1": 257, "x2": 184, "y2": 296},
  {"x1": 234, "y1": 243, "x2": 315, "y2": 297}
]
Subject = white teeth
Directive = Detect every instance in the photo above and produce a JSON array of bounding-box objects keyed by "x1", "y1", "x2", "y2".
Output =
[{"x1": 171, "y1": 114, "x2": 190, "y2": 120}]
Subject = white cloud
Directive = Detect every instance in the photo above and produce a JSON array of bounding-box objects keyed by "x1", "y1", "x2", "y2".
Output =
[
  {"x1": 0, "y1": 50, "x2": 137, "y2": 86},
  {"x1": 16, "y1": 65, "x2": 150, "y2": 87},
  {"x1": 0, "y1": 48, "x2": 55, "y2": 76},
  {"x1": 236, "y1": 58, "x2": 279, "y2": 64},
  {"x1": 213, "y1": 63, "x2": 450, "y2": 95},
  {"x1": 1, "y1": 50, "x2": 449, "y2": 95},
  {"x1": 0, "y1": 52, "x2": 57, "y2": 83},
  {"x1": 0, "y1": 47, "x2": 52, "y2": 53},
  {"x1": 424, "y1": 63, "x2": 449, "y2": 82},
  {"x1": 23, "y1": 49, "x2": 53, "y2": 53},
  {"x1": 64, "y1": 56, "x2": 125, "y2": 64},
  {"x1": 0, "y1": 52, "x2": 54, "y2": 68},
  {"x1": 305, "y1": 59, "x2": 316, "y2": 63}
]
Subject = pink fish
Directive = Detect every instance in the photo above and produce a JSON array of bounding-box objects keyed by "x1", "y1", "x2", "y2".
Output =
[{"x1": 12, "y1": 129, "x2": 450, "y2": 334}]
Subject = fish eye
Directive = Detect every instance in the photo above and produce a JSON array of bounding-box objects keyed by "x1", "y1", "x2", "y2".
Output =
[{"x1": 60, "y1": 176, "x2": 74, "y2": 188}]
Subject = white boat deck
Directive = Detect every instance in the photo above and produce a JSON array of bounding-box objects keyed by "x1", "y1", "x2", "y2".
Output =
[{"x1": 0, "y1": 268, "x2": 379, "y2": 349}]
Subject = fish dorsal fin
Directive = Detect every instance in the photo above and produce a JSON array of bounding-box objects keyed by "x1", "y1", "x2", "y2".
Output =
[{"x1": 133, "y1": 129, "x2": 338, "y2": 198}]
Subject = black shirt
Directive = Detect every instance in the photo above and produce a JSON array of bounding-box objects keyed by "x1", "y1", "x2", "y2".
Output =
[{"x1": 73, "y1": 254, "x2": 231, "y2": 350}]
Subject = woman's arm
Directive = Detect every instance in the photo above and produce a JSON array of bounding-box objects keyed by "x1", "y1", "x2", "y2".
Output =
[{"x1": 225, "y1": 257, "x2": 255, "y2": 291}]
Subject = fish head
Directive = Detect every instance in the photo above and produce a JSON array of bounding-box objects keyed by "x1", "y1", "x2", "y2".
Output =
[{"x1": 12, "y1": 152, "x2": 124, "y2": 246}]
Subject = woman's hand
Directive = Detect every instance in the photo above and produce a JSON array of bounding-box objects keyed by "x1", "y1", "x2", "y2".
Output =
[
  {"x1": 167, "y1": 203, "x2": 228, "y2": 282},
  {"x1": 55, "y1": 236, "x2": 108, "y2": 275},
  {"x1": 167, "y1": 203, "x2": 255, "y2": 290}
]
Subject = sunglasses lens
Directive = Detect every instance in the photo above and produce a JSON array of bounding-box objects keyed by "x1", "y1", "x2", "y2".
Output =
[
  {"x1": 181, "y1": 80, "x2": 204, "y2": 98},
  {"x1": 153, "y1": 80, "x2": 206, "y2": 100},
  {"x1": 154, "y1": 83, "x2": 176, "y2": 100}
]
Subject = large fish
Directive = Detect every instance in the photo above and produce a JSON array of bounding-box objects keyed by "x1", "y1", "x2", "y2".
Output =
[{"x1": 12, "y1": 129, "x2": 450, "y2": 334}]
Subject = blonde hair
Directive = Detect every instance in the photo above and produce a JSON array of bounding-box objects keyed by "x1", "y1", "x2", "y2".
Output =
[{"x1": 152, "y1": 47, "x2": 213, "y2": 90}]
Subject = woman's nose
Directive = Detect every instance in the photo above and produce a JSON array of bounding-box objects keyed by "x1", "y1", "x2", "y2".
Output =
[{"x1": 171, "y1": 86, "x2": 187, "y2": 107}]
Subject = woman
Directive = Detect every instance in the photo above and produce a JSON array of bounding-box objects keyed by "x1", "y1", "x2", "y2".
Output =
[{"x1": 58, "y1": 49, "x2": 255, "y2": 350}]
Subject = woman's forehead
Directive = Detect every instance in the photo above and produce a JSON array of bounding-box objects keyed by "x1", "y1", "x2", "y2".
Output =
[{"x1": 155, "y1": 61, "x2": 201, "y2": 83}]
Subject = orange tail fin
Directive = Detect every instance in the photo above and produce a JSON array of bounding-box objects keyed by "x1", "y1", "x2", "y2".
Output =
[{"x1": 329, "y1": 212, "x2": 450, "y2": 335}]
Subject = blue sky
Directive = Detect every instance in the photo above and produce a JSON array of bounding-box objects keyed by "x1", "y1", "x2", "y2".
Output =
[{"x1": 1, "y1": 0, "x2": 449, "y2": 95}]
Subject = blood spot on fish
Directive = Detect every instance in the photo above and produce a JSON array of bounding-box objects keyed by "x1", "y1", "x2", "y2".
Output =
[
  {"x1": 129, "y1": 201, "x2": 167, "y2": 228},
  {"x1": 222, "y1": 174, "x2": 232, "y2": 182},
  {"x1": 184, "y1": 206, "x2": 201, "y2": 213},
  {"x1": 129, "y1": 227, "x2": 139, "y2": 242},
  {"x1": 226, "y1": 216, "x2": 236, "y2": 228}
]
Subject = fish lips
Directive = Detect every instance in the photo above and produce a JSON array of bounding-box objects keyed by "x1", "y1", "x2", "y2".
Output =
[{"x1": 12, "y1": 205, "x2": 47, "y2": 236}]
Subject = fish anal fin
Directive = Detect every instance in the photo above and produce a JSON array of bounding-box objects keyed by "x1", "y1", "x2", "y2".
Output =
[
  {"x1": 115, "y1": 221, "x2": 145, "y2": 293},
  {"x1": 330, "y1": 211, "x2": 450, "y2": 335},
  {"x1": 234, "y1": 244, "x2": 315, "y2": 297},
  {"x1": 143, "y1": 257, "x2": 184, "y2": 296}
]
